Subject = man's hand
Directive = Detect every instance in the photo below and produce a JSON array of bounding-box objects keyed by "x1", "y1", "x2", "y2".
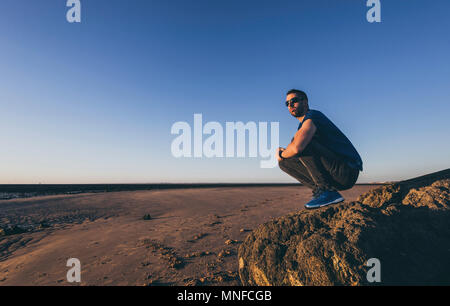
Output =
[{"x1": 277, "y1": 147, "x2": 285, "y2": 162}]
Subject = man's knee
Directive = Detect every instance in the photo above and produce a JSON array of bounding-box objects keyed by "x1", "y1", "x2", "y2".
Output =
[
  {"x1": 278, "y1": 158, "x2": 288, "y2": 171},
  {"x1": 279, "y1": 156, "x2": 296, "y2": 165},
  {"x1": 278, "y1": 157, "x2": 297, "y2": 172}
]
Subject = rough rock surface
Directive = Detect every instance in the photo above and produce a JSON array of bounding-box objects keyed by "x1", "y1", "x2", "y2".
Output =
[{"x1": 238, "y1": 169, "x2": 450, "y2": 285}]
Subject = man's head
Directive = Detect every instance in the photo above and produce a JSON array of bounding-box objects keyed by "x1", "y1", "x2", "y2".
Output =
[{"x1": 285, "y1": 89, "x2": 309, "y2": 118}]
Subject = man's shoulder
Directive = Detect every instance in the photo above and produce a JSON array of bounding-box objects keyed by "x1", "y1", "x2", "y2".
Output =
[
  {"x1": 304, "y1": 109, "x2": 327, "y2": 122},
  {"x1": 308, "y1": 109, "x2": 325, "y2": 117},
  {"x1": 300, "y1": 109, "x2": 336, "y2": 132}
]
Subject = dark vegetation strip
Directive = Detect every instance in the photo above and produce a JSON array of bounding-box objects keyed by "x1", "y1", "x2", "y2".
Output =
[{"x1": 0, "y1": 183, "x2": 384, "y2": 200}]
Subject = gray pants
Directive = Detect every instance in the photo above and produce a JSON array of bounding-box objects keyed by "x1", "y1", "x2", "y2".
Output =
[{"x1": 278, "y1": 138, "x2": 359, "y2": 192}]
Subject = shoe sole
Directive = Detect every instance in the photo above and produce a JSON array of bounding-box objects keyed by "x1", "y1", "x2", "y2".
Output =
[{"x1": 305, "y1": 197, "x2": 345, "y2": 209}]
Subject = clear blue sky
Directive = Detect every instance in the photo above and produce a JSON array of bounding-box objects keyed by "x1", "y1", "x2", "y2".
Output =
[{"x1": 1, "y1": 0, "x2": 449, "y2": 184}]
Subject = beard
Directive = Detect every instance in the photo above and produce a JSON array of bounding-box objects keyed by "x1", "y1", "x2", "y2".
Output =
[{"x1": 290, "y1": 107, "x2": 307, "y2": 118}]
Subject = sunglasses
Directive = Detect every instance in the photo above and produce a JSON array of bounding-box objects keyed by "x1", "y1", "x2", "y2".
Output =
[{"x1": 285, "y1": 97, "x2": 303, "y2": 107}]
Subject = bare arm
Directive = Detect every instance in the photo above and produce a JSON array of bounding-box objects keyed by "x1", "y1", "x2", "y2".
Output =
[{"x1": 278, "y1": 119, "x2": 317, "y2": 160}]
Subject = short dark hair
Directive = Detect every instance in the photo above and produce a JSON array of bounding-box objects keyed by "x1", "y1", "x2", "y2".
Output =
[{"x1": 286, "y1": 89, "x2": 308, "y2": 101}]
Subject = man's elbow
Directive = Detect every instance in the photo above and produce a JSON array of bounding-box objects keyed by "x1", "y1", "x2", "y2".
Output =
[{"x1": 291, "y1": 146, "x2": 301, "y2": 155}]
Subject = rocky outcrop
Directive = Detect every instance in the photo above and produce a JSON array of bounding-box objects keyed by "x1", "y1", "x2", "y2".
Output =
[{"x1": 238, "y1": 169, "x2": 450, "y2": 285}]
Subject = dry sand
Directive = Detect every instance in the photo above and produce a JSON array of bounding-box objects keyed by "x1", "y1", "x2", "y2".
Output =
[{"x1": 0, "y1": 185, "x2": 376, "y2": 286}]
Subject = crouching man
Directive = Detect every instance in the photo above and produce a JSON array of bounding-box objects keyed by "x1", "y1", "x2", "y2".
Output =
[{"x1": 278, "y1": 89, "x2": 363, "y2": 209}]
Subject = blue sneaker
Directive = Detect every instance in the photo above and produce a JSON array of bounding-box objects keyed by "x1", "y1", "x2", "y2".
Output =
[{"x1": 305, "y1": 190, "x2": 344, "y2": 209}]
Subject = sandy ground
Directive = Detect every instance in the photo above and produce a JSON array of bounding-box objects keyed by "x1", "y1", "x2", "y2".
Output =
[{"x1": 0, "y1": 185, "x2": 376, "y2": 286}]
